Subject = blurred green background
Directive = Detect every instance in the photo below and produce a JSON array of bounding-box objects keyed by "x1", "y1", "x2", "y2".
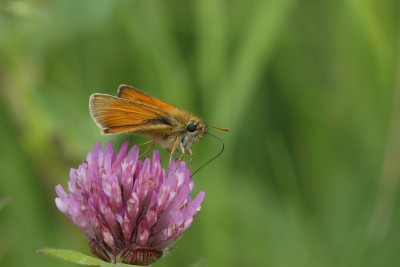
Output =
[{"x1": 1, "y1": 0, "x2": 400, "y2": 266}]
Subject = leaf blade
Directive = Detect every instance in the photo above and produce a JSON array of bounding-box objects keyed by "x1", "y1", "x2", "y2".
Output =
[
  {"x1": 37, "y1": 248, "x2": 143, "y2": 267},
  {"x1": 37, "y1": 248, "x2": 107, "y2": 266}
]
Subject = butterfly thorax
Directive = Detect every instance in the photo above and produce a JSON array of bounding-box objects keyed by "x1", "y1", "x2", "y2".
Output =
[{"x1": 157, "y1": 112, "x2": 208, "y2": 152}]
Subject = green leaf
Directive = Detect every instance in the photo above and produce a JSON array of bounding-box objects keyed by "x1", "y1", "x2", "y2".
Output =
[
  {"x1": 37, "y1": 248, "x2": 143, "y2": 267},
  {"x1": 37, "y1": 248, "x2": 106, "y2": 266}
]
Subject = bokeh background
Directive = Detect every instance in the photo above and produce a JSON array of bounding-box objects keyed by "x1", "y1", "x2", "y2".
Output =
[{"x1": 1, "y1": 1, "x2": 400, "y2": 266}]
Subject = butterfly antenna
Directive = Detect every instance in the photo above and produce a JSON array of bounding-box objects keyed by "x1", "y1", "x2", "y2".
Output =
[
  {"x1": 191, "y1": 132, "x2": 225, "y2": 177},
  {"x1": 210, "y1": 125, "x2": 230, "y2": 132}
]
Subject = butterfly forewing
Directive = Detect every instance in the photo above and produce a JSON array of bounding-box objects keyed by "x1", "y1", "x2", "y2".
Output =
[
  {"x1": 89, "y1": 94, "x2": 175, "y2": 136},
  {"x1": 118, "y1": 85, "x2": 177, "y2": 111}
]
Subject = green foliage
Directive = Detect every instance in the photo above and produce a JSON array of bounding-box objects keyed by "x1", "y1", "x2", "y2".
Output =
[
  {"x1": 1, "y1": 0, "x2": 400, "y2": 266},
  {"x1": 37, "y1": 248, "x2": 141, "y2": 267},
  {"x1": 37, "y1": 248, "x2": 116, "y2": 267}
]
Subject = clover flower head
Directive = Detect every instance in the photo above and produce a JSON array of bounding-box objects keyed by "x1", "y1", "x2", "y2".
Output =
[{"x1": 55, "y1": 141, "x2": 205, "y2": 266}]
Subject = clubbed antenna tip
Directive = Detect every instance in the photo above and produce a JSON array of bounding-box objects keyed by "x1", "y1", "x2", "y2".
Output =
[{"x1": 210, "y1": 125, "x2": 230, "y2": 132}]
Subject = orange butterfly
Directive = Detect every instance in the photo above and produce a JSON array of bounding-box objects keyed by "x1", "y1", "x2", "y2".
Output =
[{"x1": 89, "y1": 85, "x2": 228, "y2": 164}]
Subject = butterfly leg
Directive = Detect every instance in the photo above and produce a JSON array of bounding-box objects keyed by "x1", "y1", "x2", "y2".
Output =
[
  {"x1": 139, "y1": 139, "x2": 155, "y2": 158},
  {"x1": 178, "y1": 141, "x2": 187, "y2": 162},
  {"x1": 138, "y1": 139, "x2": 155, "y2": 146},
  {"x1": 169, "y1": 137, "x2": 181, "y2": 163},
  {"x1": 188, "y1": 149, "x2": 193, "y2": 168}
]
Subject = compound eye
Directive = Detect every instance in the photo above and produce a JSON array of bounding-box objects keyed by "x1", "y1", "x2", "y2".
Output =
[{"x1": 187, "y1": 122, "x2": 197, "y2": 132}]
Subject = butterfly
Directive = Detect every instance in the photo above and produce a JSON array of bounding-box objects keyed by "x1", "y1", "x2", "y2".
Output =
[{"x1": 89, "y1": 85, "x2": 228, "y2": 164}]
